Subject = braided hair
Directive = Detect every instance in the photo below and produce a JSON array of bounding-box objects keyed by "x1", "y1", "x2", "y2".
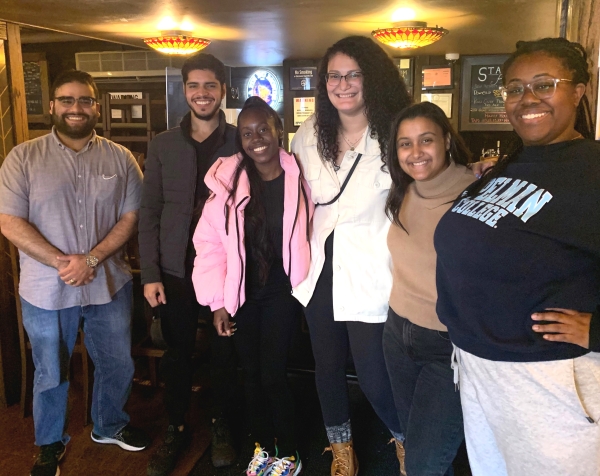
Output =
[
  {"x1": 228, "y1": 96, "x2": 284, "y2": 285},
  {"x1": 315, "y1": 36, "x2": 412, "y2": 168},
  {"x1": 467, "y1": 37, "x2": 595, "y2": 198}
]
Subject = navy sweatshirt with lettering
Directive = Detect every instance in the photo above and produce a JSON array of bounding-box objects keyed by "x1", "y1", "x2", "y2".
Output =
[{"x1": 434, "y1": 139, "x2": 600, "y2": 362}]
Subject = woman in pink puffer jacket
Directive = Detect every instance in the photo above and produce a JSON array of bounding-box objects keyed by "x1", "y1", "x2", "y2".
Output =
[{"x1": 192, "y1": 97, "x2": 313, "y2": 476}]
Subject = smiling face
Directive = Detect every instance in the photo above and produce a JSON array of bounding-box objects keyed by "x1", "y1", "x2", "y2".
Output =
[
  {"x1": 50, "y1": 81, "x2": 99, "y2": 139},
  {"x1": 238, "y1": 108, "x2": 281, "y2": 169},
  {"x1": 326, "y1": 53, "x2": 365, "y2": 116},
  {"x1": 184, "y1": 69, "x2": 226, "y2": 121},
  {"x1": 503, "y1": 52, "x2": 585, "y2": 146},
  {"x1": 396, "y1": 116, "x2": 450, "y2": 182}
]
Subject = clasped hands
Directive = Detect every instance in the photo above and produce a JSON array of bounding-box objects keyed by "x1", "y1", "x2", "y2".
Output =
[{"x1": 56, "y1": 254, "x2": 95, "y2": 287}]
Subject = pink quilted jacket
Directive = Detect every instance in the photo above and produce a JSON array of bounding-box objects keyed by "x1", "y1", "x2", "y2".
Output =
[{"x1": 192, "y1": 149, "x2": 314, "y2": 315}]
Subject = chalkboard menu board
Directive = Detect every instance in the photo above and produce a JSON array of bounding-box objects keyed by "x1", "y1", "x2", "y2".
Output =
[
  {"x1": 460, "y1": 55, "x2": 513, "y2": 131},
  {"x1": 24, "y1": 61, "x2": 44, "y2": 115},
  {"x1": 22, "y1": 53, "x2": 50, "y2": 124}
]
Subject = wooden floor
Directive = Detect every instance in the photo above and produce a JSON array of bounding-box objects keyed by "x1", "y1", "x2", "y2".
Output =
[
  {"x1": 0, "y1": 361, "x2": 212, "y2": 476},
  {"x1": 0, "y1": 355, "x2": 472, "y2": 476}
]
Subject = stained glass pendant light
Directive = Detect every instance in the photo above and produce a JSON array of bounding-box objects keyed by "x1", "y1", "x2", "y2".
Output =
[
  {"x1": 144, "y1": 30, "x2": 211, "y2": 55},
  {"x1": 372, "y1": 22, "x2": 448, "y2": 49}
]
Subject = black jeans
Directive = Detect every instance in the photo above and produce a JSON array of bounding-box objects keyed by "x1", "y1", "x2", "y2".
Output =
[
  {"x1": 383, "y1": 309, "x2": 464, "y2": 476},
  {"x1": 304, "y1": 233, "x2": 402, "y2": 435},
  {"x1": 232, "y1": 289, "x2": 301, "y2": 457},
  {"x1": 159, "y1": 273, "x2": 237, "y2": 427}
]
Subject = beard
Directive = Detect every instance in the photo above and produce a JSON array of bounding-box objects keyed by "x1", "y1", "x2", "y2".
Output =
[
  {"x1": 188, "y1": 97, "x2": 222, "y2": 121},
  {"x1": 52, "y1": 112, "x2": 98, "y2": 139}
]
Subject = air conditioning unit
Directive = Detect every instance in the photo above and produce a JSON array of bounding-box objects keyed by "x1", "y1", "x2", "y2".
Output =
[{"x1": 75, "y1": 51, "x2": 186, "y2": 78}]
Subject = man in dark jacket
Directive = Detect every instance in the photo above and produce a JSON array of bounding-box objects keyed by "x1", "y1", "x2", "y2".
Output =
[{"x1": 139, "y1": 53, "x2": 238, "y2": 476}]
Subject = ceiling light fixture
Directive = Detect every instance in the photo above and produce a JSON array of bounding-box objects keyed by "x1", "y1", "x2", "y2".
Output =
[
  {"x1": 143, "y1": 30, "x2": 211, "y2": 55},
  {"x1": 372, "y1": 21, "x2": 448, "y2": 49}
]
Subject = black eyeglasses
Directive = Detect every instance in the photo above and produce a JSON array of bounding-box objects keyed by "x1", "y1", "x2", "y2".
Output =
[
  {"x1": 54, "y1": 96, "x2": 98, "y2": 108},
  {"x1": 325, "y1": 71, "x2": 363, "y2": 86}
]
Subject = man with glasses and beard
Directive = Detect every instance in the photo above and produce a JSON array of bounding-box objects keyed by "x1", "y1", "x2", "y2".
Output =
[
  {"x1": 0, "y1": 70, "x2": 149, "y2": 476},
  {"x1": 139, "y1": 53, "x2": 238, "y2": 476}
]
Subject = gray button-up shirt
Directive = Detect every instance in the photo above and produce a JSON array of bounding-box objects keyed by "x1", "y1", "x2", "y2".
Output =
[{"x1": 0, "y1": 129, "x2": 143, "y2": 310}]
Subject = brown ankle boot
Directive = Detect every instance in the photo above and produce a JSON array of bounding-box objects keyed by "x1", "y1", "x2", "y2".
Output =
[
  {"x1": 324, "y1": 440, "x2": 359, "y2": 476},
  {"x1": 389, "y1": 438, "x2": 406, "y2": 476}
]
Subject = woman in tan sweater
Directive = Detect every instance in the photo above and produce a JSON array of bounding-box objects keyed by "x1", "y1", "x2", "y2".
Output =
[{"x1": 382, "y1": 101, "x2": 475, "y2": 476}]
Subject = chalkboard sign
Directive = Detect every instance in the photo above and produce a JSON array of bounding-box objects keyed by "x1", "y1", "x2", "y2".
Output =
[
  {"x1": 22, "y1": 53, "x2": 50, "y2": 124},
  {"x1": 460, "y1": 55, "x2": 513, "y2": 131},
  {"x1": 24, "y1": 61, "x2": 43, "y2": 115}
]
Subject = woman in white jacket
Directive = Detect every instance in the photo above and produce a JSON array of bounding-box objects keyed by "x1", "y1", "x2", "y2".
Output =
[{"x1": 291, "y1": 35, "x2": 412, "y2": 476}]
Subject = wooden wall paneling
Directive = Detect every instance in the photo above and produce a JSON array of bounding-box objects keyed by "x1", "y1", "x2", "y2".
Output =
[
  {"x1": 6, "y1": 23, "x2": 28, "y2": 144},
  {"x1": 567, "y1": 0, "x2": 600, "y2": 133},
  {"x1": 0, "y1": 21, "x2": 24, "y2": 407}
]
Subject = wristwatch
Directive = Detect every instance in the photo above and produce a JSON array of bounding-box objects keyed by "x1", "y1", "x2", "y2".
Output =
[{"x1": 85, "y1": 254, "x2": 99, "y2": 268}]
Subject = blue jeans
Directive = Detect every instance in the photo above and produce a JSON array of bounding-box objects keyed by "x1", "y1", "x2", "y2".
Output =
[
  {"x1": 21, "y1": 281, "x2": 134, "y2": 446},
  {"x1": 383, "y1": 309, "x2": 464, "y2": 476}
]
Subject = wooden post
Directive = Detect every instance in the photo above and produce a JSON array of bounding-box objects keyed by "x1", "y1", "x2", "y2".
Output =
[
  {"x1": 0, "y1": 22, "x2": 29, "y2": 408},
  {"x1": 6, "y1": 22, "x2": 28, "y2": 144}
]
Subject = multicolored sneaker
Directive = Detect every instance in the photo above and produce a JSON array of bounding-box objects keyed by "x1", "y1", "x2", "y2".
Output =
[
  {"x1": 247, "y1": 442, "x2": 273, "y2": 476},
  {"x1": 266, "y1": 452, "x2": 302, "y2": 476}
]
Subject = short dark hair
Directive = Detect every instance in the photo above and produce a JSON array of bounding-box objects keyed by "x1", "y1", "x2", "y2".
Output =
[
  {"x1": 50, "y1": 70, "x2": 99, "y2": 100},
  {"x1": 181, "y1": 53, "x2": 227, "y2": 85}
]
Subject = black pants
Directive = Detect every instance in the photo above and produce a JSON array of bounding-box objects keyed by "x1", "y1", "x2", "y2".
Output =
[
  {"x1": 304, "y1": 233, "x2": 402, "y2": 435},
  {"x1": 159, "y1": 273, "x2": 237, "y2": 427},
  {"x1": 232, "y1": 289, "x2": 301, "y2": 457}
]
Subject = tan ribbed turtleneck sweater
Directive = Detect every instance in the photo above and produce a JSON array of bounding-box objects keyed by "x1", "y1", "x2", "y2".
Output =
[{"x1": 387, "y1": 162, "x2": 475, "y2": 331}]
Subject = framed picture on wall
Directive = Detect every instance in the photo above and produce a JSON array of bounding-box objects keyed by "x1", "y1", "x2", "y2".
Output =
[
  {"x1": 421, "y1": 93, "x2": 453, "y2": 118},
  {"x1": 421, "y1": 65, "x2": 453, "y2": 90},
  {"x1": 460, "y1": 55, "x2": 513, "y2": 131}
]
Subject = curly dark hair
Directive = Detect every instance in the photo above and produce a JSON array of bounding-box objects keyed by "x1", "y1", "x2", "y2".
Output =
[
  {"x1": 315, "y1": 36, "x2": 412, "y2": 167},
  {"x1": 385, "y1": 102, "x2": 471, "y2": 231},
  {"x1": 228, "y1": 96, "x2": 284, "y2": 285},
  {"x1": 467, "y1": 37, "x2": 595, "y2": 198}
]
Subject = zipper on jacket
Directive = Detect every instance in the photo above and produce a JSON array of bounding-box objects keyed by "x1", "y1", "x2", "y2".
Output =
[
  {"x1": 234, "y1": 196, "x2": 249, "y2": 312},
  {"x1": 300, "y1": 181, "x2": 309, "y2": 242},
  {"x1": 224, "y1": 202, "x2": 230, "y2": 235},
  {"x1": 287, "y1": 178, "x2": 302, "y2": 287}
]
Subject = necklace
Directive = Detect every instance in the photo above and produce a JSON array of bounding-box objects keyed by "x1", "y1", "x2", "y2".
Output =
[
  {"x1": 571, "y1": 133, "x2": 584, "y2": 141},
  {"x1": 341, "y1": 130, "x2": 365, "y2": 151}
]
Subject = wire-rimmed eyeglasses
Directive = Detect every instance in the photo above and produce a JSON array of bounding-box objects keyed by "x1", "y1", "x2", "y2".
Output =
[{"x1": 54, "y1": 96, "x2": 98, "y2": 108}]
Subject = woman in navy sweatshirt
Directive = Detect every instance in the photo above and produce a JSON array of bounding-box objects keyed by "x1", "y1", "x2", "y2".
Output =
[{"x1": 434, "y1": 38, "x2": 600, "y2": 476}]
